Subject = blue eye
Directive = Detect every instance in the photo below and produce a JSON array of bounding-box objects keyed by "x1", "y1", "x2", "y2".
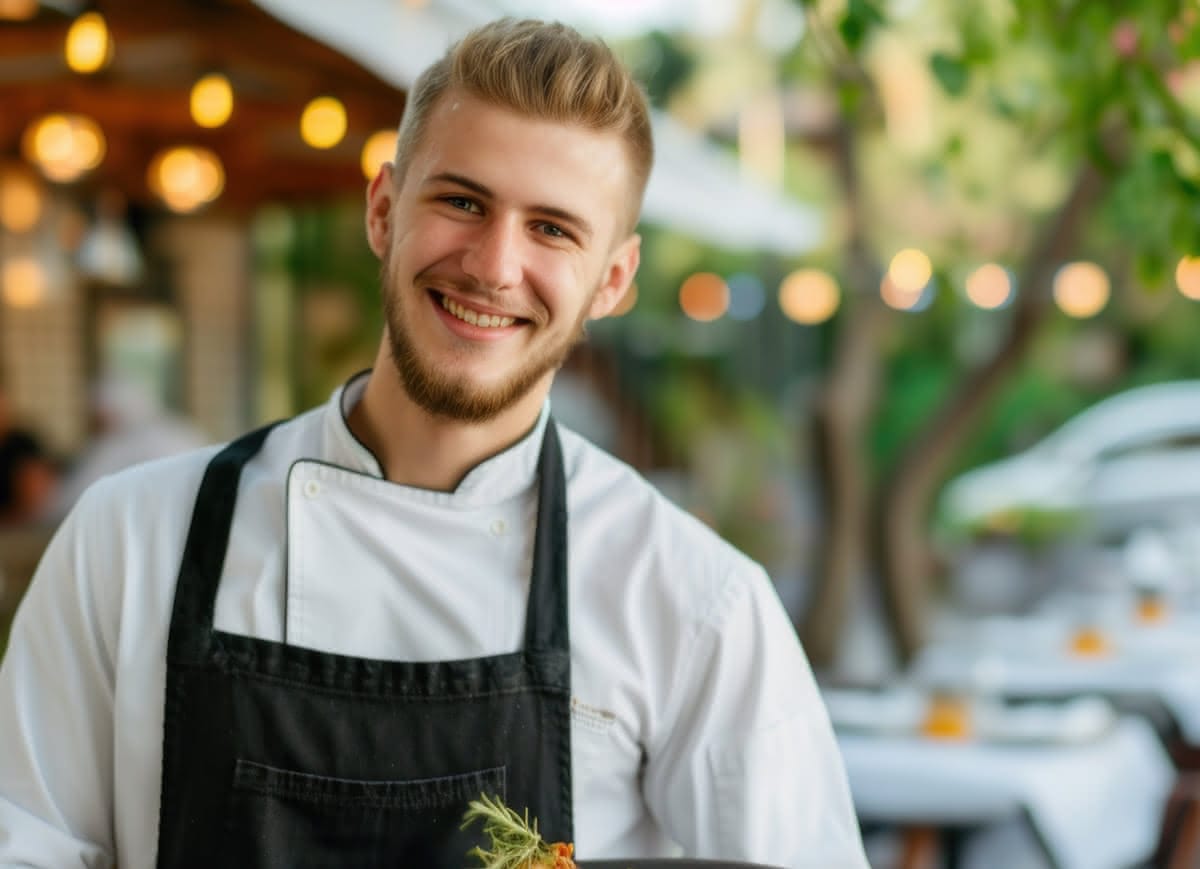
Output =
[
  {"x1": 540, "y1": 223, "x2": 567, "y2": 238},
  {"x1": 445, "y1": 196, "x2": 480, "y2": 213}
]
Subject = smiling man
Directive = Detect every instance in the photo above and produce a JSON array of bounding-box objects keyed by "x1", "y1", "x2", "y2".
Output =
[{"x1": 0, "y1": 18, "x2": 867, "y2": 869}]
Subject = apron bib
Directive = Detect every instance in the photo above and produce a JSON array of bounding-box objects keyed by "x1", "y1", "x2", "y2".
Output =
[{"x1": 156, "y1": 421, "x2": 572, "y2": 867}]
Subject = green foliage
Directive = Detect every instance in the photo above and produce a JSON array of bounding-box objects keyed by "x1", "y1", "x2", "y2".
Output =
[{"x1": 930, "y1": 52, "x2": 969, "y2": 97}]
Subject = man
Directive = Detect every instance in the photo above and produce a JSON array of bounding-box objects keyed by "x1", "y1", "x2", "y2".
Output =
[{"x1": 0, "y1": 18, "x2": 867, "y2": 868}]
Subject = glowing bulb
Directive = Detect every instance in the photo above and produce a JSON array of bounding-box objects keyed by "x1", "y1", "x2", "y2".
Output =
[
  {"x1": 190, "y1": 74, "x2": 234, "y2": 128},
  {"x1": 22, "y1": 113, "x2": 106, "y2": 182},
  {"x1": 65, "y1": 12, "x2": 112, "y2": 74},
  {"x1": 0, "y1": 168, "x2": 44, "y2": 233},
  {"x1": 1176, "y1": 256, "x2": 1200, "y2": 301},
  {"x1": 779, "y1": 269, "x2": 840, "y2": 324},
  {"x1": 679, "y1": 272, "x2": 729, "y2": 321},
  {"x1": 2, "y1": 256, "x2": 47, "y2": 308},
  {"x1": 888, "y1": 248, "x2": 932, "y2": 293},
  {"x1": 148, "y1": 146, "x2": 225, "y2": 213},
  {"x1": 1053, "y1": 261, "x2": 1109, "y2": 318},
  {"x1": 361, "y1": 129, "x2": 397, "y2": 180},
  {"x1": 301, "y1": 97, "x2": 347, "y2": 149},
  {"x1": 0, "y1": 0, "x2": 38, "y2": 20},
  {"x1": 880, "y1": 275, "x2": 925, "y2": 311},
  {"x1": 965, "y1": 263, "x2": 1013, "y2": 309}
]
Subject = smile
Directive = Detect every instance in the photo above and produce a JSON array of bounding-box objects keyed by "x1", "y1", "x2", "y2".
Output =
[{"x1": 438, "y1": 294, "x2": 517, "y2": 329}]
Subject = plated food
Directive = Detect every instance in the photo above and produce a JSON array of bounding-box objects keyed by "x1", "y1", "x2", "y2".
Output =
[{"x1": 462, "y1": 794, "x2": 576, "y2": 869}]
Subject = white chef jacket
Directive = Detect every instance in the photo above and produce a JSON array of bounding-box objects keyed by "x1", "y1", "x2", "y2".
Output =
[{"x1": 0, "y1": 373, "x2": 867, "y2": 868}]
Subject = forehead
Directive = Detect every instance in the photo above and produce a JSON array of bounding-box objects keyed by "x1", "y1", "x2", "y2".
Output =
[{"x1": 404, "y1": 91, "x2": 634, "y2": 234}]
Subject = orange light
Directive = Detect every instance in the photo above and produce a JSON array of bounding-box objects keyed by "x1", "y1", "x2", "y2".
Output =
[
  {"x1": 301, "y1": 97, "x2": 347, "y2": 149},
  {"x1": 887, "y1": 248, "x2": 932, "y2": 293},
  {"x1": 22, "y1": 113, "x2": 106, "y2": 182},
  {"x1": 1053, "y1": 261, "x2": 1109, "y2": 318},
  {"x1": 965, "y1": 263, "x2": 1013, "y2": 309},
  {"x1": 147, "y1": 146, "x2": 225, "y2": 213},
  {"x1": 1176, "y1": 256, "x2": 1200, "y2": 300},
  {"x1": 679, "y1": 272, "x2": 729, "y2": 321},
  {"x1": 190, "y1": 74, "x2": 234, "y2": 128},
  {"x1": 65, "y1": 11, "x2": 112, "y2": 74},
  {"x1": 880, "y1": 274, "x2": 923, "y2": 311},
  {"x1": 0, "y1": 0, "x2": 38, "y2": 20},
  {"x1": 361, "y1": 129, "x2": 397, "y2": 180},
  {"x1": 0, "y1": 167, "x2": 44, "y2": 233},
  {"x1": 779, "y1": 268, "x2": 839, "y2": 324},
  {"x1": 2, "y1": 256, "x2": 47, "y2": 308}
]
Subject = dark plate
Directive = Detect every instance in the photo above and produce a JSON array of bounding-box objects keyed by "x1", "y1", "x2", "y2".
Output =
[{"x1": 579, "y1": 861, "x2": 784, "y2": 868}]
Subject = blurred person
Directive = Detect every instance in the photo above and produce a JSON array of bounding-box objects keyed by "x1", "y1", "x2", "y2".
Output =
[
  {"x1": 0, "y1": 19, "x2": 867, "y2": 869},
  {"x1": 48, "y1": 373, "x2": 208, "y2": 516}
]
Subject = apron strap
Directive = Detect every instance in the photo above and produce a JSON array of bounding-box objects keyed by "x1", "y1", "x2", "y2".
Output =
[
  {"x1": 167, "y1": 423, "x2": 279, "y2": 667},
  {"x1": 525, "y1": 420, "x2": 569, "y2": 653}
]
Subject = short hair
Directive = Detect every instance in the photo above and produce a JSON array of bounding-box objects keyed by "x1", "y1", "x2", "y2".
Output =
[{"x1": 394, "y1": 18, "x2": 654, "y2": 234}]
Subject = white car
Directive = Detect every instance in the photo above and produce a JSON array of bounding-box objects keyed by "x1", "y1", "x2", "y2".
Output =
[{"x1": 938, "y1": 380, "x2": 1200, "y2": 537}]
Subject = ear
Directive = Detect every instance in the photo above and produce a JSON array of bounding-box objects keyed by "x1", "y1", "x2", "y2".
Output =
[
  {"x1": 588, "y1": 233, "x2": 641, "y2": 320},
  {"x1": 365, "y1": 163, "x2": 396, "y2": 259}
]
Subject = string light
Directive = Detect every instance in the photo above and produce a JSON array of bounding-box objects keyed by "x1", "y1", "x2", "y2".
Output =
[
  {"x1": 361, "y1": 129, "x2": 397, "y2": 180},
  {"x1": 964, "y1": 263, "x2": 1013, "y2": 309},
  {"x1": 0, "y1": 167, "x2": 44, "y2": 233},
  {"x1": 301, "y1": 97, "x2": 347, "y2": 149},
  {"x1": 22, "y1": 113, "x2": 105, "y2": 182},
  {"x1": 190, "y1": 74, "x2": 234, "y2": 128},
  {"x1": 679, "y1": 272, "x2": 729, "y2": 321},
  {"x1": 779, "y1": 268, "x2": 839, "y2": 324},
  {"x1": 1053, "y1": 261, "x2": 1109, "y2": 318},
  {"x1": 65, "y1": 11, "x2": 112, "y2": 74},
  {"x1": 147, "y1": 146, "x2": 225, "y2": 213},
  {"x1": 887, "y1": 247, "x2": 932, "y2": 293},
  {"x1": 1176, "y1": 256, "x2": 1200, "y2": 300},
  {"x1": 2, "y1": 256, "x2": 47, "y2": 308}
]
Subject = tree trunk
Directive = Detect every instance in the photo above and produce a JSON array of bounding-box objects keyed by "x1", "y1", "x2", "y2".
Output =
[
  {"x1": 800, "y1": 115, "x2": 887, "y2": 669},
  {"x1": 872, "y1": 158, "x2": 1115, "y2": 663}
]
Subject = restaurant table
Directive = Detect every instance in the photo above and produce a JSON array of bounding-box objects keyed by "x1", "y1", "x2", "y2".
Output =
[
  {"x1": 911, "y1": 611, "x2": 1200, "y2": 748},
  {"x1": 828, "y1": 690, "x2": 1174, "y2": 869}
]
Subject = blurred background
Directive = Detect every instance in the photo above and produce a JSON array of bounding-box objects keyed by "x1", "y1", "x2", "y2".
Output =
[{"x1": 5, "y1": 0, "x2": 1200, "y2": 866}]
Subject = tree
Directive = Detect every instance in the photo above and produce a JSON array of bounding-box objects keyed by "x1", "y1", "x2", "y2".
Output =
[{"x1": 792, "y1": 0, "x2": 1200, "y2": 666}]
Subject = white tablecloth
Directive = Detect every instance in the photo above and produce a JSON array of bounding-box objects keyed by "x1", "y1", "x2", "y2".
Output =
[{"x1": 837, "y1": 714, "x2": 1172, "y2": 869}]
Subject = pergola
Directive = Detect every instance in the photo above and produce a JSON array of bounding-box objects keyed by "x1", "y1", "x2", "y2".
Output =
[{"x1": 0, "y1": 0, "x2": 407, "y2": 211}]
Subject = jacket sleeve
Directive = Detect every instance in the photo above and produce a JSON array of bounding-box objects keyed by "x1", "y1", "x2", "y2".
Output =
[
  {"x1": 641, "y1": 564, "x2": 869, "y2": 868},
  {"x1": 0, "y1": 485, "x2": 119, "y2": 868}
]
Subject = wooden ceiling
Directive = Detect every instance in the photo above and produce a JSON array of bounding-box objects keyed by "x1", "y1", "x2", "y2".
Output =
[{"x1": 0, "y1": 0, "x2": 408, "y2": 211}]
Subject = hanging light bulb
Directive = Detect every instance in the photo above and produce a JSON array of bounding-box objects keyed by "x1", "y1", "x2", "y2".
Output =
[
  {"x1": 0, "y1": 166, "x2": 45, "y2": 233},
  {"x1": 78, "y1": 191, "x2": 144, "y2": 286},
  {"x1": 301, "y1": 96, "x2": 347, "y2": 149},
  {"x1": 2, "y1": 255, "x2": 48, "y2": 309},
  {"x1": 65, "y1": 11, "x2": 113, "y2": 74},
  {"x1": 147, "y1": 146, "x2": 225, "y2": 213},
  {"x1": 0, "y1": 0, "x2": 38, "y2": 21},
  {"x1": 361, "y1": 129, "x2": 397, "y2": 179},
  {"x1": 190, "y1": 73, "x2": 234, "y2": 128},
  {"x1": 22, "y1": 113, "x2": 106, "y2": 183}
]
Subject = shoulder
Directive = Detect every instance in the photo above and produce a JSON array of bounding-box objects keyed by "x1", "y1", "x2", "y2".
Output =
[{"x1": 557, "y1": 424, "x2": 768, "y2": 619}]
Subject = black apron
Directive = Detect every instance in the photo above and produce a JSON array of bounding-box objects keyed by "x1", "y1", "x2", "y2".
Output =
[{"x1": 156, "y1": 421, "x2": 573, "y2": 868}]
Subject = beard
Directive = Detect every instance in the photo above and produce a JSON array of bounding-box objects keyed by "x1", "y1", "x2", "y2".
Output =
[{"x1": 382, "y1": 261, "x2": 591, "y2": 423}]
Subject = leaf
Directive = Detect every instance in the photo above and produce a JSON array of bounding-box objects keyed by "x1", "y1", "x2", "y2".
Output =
[
  {"x1": 930, "y1": 52, "x2": 970, "y2": 97},
  {"x1": 838, "y1": 0, "x2": 885, "y2": 51}
]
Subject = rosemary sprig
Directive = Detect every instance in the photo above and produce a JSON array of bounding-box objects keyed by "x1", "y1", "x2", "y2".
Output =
[{"x1": 462, "y1": 793, "x2": 554, "y2": 869}]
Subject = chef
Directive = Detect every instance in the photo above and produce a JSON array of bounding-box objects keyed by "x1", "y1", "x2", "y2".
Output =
[{"x1": 0, "y1": 17, "x2": 868, "y2": 869}]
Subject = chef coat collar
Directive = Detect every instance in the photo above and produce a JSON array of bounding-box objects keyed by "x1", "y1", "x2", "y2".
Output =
[{"x1": 320, "y1": 369, "x2": 551, "y2": 503}]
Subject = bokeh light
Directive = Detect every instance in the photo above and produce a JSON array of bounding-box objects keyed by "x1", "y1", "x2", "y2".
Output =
[
  {"x1": 190, "y1": 74, "x2": 234, "y2": 129},
  {"x1": 0, "y1": 0, "x2": 38, "y2": 20},
  {"x1": 1176, "y1": 256, "x2": 1200, "y2": 301},
  {"x1": 65, "y1": 12, "x2": 112, "y2": 74},
  {"x1": 301, "y1": 97, "x2": 348, "y2": 149},
  {"x1": 361, "y1": 129, "x2": 398, "y2": 180},
  {"x1": 779, "y1": 268, "x2": 839, "y2": 324},
  {"x1": 880, "y1": 274, "x2": 927, "y2": 311},
  {"x1": 1053, "y1": 261, "x2": 1109, "y2": 318},
  {"x1": 679, "y1": 272, "x2": 729, "y2": 321},
  {"x1": 887, "y1": 247, "x2": 932, "y2": 293},
  {"x1": 22, "y1": 113, "x2": 106, "y2": 183},
  {"x1": 147, "y1": 146, "x2": 225, "y2": 213},
  {"x1": 965, "y1": 263, "x2": 1013, "y2": 309},
  {"x1": 0, "y1": 167, "x2": 44, "y2": 233},
  {"x1": 2, "y1": 256, "x2": 47, "y2": 308}
]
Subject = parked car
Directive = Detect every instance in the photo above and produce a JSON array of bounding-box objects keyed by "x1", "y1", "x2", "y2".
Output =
[{"x1": 938, "y1": 380, "x2": 1200, "y2": 540}]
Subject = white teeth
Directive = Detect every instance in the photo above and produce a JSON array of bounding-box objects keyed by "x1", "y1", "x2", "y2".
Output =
[{"x1": 439, "y1": 295, "x2": 516, "y2": 328}]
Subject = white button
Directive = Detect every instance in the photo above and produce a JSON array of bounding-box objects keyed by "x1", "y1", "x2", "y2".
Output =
[
  {"x1": 490, "y1": 518, "x2": 507, "y2": 536},
  {"x1": 303, "y1": 480, "x2": 322, "y2": 499}
]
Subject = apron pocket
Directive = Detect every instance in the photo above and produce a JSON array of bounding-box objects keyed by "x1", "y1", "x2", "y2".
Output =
[{"x1": 226, "y1": 759, "x2": 506, "y2": 868}]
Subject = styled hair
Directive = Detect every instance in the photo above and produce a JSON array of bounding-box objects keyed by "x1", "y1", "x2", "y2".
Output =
[{"x1": 394, "y1": 18, "x2": 654, "y2": 232}]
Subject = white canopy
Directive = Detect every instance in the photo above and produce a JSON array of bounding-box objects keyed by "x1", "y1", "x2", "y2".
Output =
[{"x1": 252, "y1": 0, "x2": 823, "y2": 255}]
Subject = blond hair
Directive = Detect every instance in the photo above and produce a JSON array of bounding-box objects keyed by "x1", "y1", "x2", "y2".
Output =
[{"x1": 394, "y1": 18, "x2": 654, "y2": 232}]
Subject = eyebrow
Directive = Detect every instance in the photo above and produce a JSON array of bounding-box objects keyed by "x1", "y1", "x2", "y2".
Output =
[{"x1": 425, "y1": 172, "x2": 594, "y2": 240}]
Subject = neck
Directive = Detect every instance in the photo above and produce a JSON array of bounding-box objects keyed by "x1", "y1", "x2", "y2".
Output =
[{"x1": 346, "y1": 352, "x2": 547, "y2": 492}]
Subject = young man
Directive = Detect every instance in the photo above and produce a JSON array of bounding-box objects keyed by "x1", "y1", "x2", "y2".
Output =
[{"x1": 0, "y1": 19, "x2": 867, "y2": 868}]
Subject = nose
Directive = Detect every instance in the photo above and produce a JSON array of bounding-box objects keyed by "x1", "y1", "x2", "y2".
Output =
[{"x1": 461, "y1": 216, "x2": 524, "y2": 291}]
